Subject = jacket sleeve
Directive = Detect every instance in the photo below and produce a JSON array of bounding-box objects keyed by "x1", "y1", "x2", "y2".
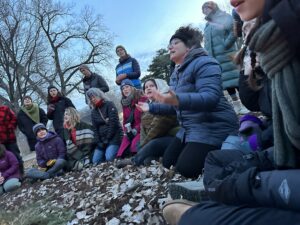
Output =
[
  {"x1": 17, "y1": 112, "x2": 26, "y2": 134},
  {"x1": 269, "y1": 0, "x2": 300, "y2": 55},
  {"x1": 96, "y1": 74, "x2": 109, "y2": 93},
  {"x1": 7, "y1": 108, "x2": 17, "y2": 130},
  {"x1": 65, "y1": 97, "x2": 75, "y2": 109},
  {"x1": 140, "y1": 115, "x2": 177, "y2": 147},
  {"x1": 39, "y1": 108, "x2": 48, "y2": 126},
  {"x1": 223, "y1": 15, "x2": 237, "y2": 50},
  {"x1": 36, "y1": 147, "x2": 47, "y2": 168},
  {"x1": 238, "y1": 73, "x2": 260, "y2": 112},
  {"x1": 106, "y1": 102, "x2": 119, "y2": 141},
  {"x1": 91, "y1": 110, "x2": 100, "y2": 144},
  {"x1": 149, "y1": 103, "x2": 177, "y2": 115},
  {"x1": 47, "y1": 104, "x2": 54, "y2": 120},
  {"x1": 126, "y1": 58, "x2": 141, "y2": 79},
  {"x1": 2, "y1": 151, "x2": 19, "y2": 180},
  {"x1": 176, "y1": 60, "x2": 223, "y2": 111},
  {"x1": 56, "y1": 137, "x2": 66, "y2": 159}
]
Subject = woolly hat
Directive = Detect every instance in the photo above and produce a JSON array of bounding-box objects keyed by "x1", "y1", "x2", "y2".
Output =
[
  {"x1": 79, "y1": 64, "x2": 90, "y2": 72},
  {"x1": 239, "y1": 114, "x2": 263, "y2": 132},
  {"x1": 47, "y1": 85, "x2": 58, "y2": 93},
  {"x1": 86, "y1": 87, "x2": 106, "y2": 100},
  {"x1": 120, "y1": 79, "x2": 134, "y2": 90},
  {"x1": 115, "y1": 45, "x2": 127, "y2": 54},
  {"x1": 32, "y1": 123, "x2": 47, "y2": 136}
]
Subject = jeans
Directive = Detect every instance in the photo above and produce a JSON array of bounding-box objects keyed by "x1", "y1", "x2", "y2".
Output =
[
  {"x1": 92, "y1": 144, "x2": 119, "y2": 165},
  {"x1": 26, "y1": 158, "x2": 66, "y2": 180},
  {"x1": 0, "y1": 178, "x2": 21, "y2": 195}
]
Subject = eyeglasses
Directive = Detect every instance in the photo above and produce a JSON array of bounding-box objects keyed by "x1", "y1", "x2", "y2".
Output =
[{"x1": 168, "y1": 40, "x2": 183, "y2": 49}]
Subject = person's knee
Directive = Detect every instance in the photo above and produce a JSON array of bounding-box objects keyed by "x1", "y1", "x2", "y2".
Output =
[
  {"x1": 3, "y1": 178, "x2": 21, "y2": 192},
  {"x1": 106, "y1": 151, "x2": 117, "y2": 161}
]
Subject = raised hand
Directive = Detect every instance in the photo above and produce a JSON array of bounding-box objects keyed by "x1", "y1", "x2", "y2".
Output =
[
  {"x1": 136, "y1": 102, "x2": 150, "y2": 112},
  {"x1": 153, "y1": 90, "x2": 179, "y2": 106}
]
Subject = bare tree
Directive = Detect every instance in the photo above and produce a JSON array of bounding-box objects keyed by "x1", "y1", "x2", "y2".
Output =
[{"x1": 0, "y1": 0, "x2": 113, "y2": 111}]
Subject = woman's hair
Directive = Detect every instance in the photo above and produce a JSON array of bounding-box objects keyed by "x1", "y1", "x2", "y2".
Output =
[
  {"x1": 86, "y1": 88, "x2": 108, "y2": 101},
  {"x1": 143, "y1": 79, "x2": 158, "y2": 91},
  {"x1": 234, "y1": 19, "x2": 264, "y2": 91},
  {"x1": 46, "y1": 90, "x2": 63, "y2": 104},
  {"x1": 122, "y1": 86, "x2": 144, "y2": 102},
  {"x1": 170, "y1": 25, "x2": 203, "y2": 49},
  {"x1": 64, "y1": 107, "x2": 80, "y2": 128}
]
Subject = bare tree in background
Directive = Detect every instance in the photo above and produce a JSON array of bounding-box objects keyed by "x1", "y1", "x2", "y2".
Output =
[{"x1": 0, "y1": 0, "x2": 113, "y2": 111}]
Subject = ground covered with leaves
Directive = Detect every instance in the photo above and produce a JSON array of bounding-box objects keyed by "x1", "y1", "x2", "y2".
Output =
[{"x1": 0, "y1": 161, "x2": 185, "y2": 225}]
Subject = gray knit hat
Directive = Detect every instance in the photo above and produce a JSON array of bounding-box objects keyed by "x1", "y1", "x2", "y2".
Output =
[
  {"x1": 32, "y1": 123, "x2": 47, "y2": 136},
  {"x1": 79, "y1": 64, "x2": 90, "y2": 72},
  {"x1": 86, "y1": 88, "x2": 107, "y2": 100}
]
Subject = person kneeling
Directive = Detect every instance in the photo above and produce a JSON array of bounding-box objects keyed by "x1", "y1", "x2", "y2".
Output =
[{"x1": 26, "y1": 123, "x2": 66, "y2": 181}]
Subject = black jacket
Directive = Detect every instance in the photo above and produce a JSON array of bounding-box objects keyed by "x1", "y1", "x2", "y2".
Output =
[
  {"x1": 91, "y1": 100, "x2": 123, "y2": 146},
  {"x1": 17, "y1": 107, "x2": 48, "y2": 140},
  {"x1": 82, "y1": 73, "x2": 109, "y2": 93}
]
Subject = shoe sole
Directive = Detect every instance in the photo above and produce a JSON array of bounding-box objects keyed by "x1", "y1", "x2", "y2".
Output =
[{"x1": 168, "y1": 183, "x2": 210, "y2": 202}]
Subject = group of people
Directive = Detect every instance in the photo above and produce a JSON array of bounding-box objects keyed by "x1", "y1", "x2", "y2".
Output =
[{"x1": 1, "y1": 1, "x2": 299, "y2": 225}]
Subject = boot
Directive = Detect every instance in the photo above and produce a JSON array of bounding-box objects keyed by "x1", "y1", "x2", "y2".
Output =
[
  {"x1": 115, "y1": 158, "x2": 133, "y2": 168},
  {"x1": 168, "y1": 177, "x2": 209, "y2": 202}
]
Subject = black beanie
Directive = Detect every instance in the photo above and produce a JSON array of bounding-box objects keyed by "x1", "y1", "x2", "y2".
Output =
[
  {"x1": 169, "y1": 32, "x2": 193, "y2": 47},
  {"x1": 48, "y1": 85, "x2": 58, "y2": 93}
]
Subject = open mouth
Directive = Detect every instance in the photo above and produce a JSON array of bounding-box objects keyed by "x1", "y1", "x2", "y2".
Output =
[{"x1": 230, "y1": 0, "x2": 243, "y2": 8}]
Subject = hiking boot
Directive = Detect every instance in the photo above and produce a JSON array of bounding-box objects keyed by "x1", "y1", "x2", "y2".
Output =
[
  {"x1": 162, "y1": 199, "x2": 197, "y2": 225},
  {"x1": 232, "y1": 100, "x2": 250, "y2": 115},
  {"x1": 168, "y1": 177, "x2": 209, "y2": 202},
  {"x1": 115, "y1": 158, "x2": 133, "y2": 169}
]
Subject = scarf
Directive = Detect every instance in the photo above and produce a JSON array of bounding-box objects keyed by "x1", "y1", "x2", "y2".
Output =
[
  {"x1": 50, "y1": 96, "x2": 60, "y2": 103},
  {"x1": 121, "y1": 92, "x2": 134, "y2": 107},
  {"x1": 249, "y1": 20, "x2": 300, "y2": 168},
  {"x1": 21, "y1": 103, "x2": 40, "y2": 124},
  {"x1": 95, "y1": 99, "x2": 105, "y2": 108}
]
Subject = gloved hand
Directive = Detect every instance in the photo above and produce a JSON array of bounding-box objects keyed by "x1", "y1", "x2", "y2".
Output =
[
  {"x1": 127, "y1": 129, "x2": 137, "y2": 140},
  {"x1": 47, "y1": 104, "x2": 55, "y2": 113},
  {"x1": 240, "y1": 134, "x2": 261, "y2": 152},
  {"x1": 46, "y1": 159, "x2": 56, "y2": 167},
  {"x1": 239, "y1": 115, "x2": 263, "y2": 135}
]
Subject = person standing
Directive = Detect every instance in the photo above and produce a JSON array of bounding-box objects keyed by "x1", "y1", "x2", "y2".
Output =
[
  {"x1": 115, "y1": 45, "x2": 142, "y2": 89},
  {"x1": 202, "y1": 1, "x2": 248, "y2": 114},
  {"x1": 17, "y1": 96, "x2": 48, "y2": 152},
  {"x1": 0, "y1": 104, "x2": 23, "y2": 174},
  {"x1": 46, "y1": 85, "x2": 75, "y2": 140},
  {"x1": 79, "y1": 64, "x2": 109, "y2": 104}
]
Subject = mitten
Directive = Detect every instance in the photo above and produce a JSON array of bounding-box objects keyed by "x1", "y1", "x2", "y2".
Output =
[
  {"x1": 47, "y1": 104, "x2": 55, "y2": 113},
  {"x1": 239, "y1": 115, "x2": 263, "y2": 135},
  {"x1": 46, "y1": 159, "x2": 56, "y2": 167}
]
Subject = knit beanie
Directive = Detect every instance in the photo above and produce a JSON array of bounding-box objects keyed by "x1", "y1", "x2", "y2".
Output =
[
  {"x1": 47, "y1": 85, "x2": 58, "y2": 94},
  {"x1": 79, "y1": 64, "x2": 90, "y2": 72},
  {"x1": 116, "y1": 45, "x2": 127, "y2": 54},
  {"x1": 120, "y1": 79, "x2": 134, "y2": 90},
  {"x1": 32, "y1": 123, "x2": 47, "y2": 136},
  {"x1": 86, "y1": 87, "x2": 106, "y2": 99}
]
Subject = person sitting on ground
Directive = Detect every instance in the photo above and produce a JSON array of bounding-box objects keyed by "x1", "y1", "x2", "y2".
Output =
[
  {"x1": 0, "y1": 144, "x2": 21, "y2": 195},
  {"x1": 116, "y1": 79, "x2": 147, "y2": 158},
  {"x1": 163, "y1": 0, "x2": 300, "y2": 224},
  {"x1": 63, "y1": 107, "x2": 95, "y2": 171},
  {"x1": 26, "y1": 123, "x2": 66, "y2": 181},
  {"x1": 79, "y1": 64, "x2": 109, "y2": 104},
  {"x1": 86, "y1": 88, "x2": 123, "y2": 165},
  {"x1": 115, "y1": 45, "x2": 142, "y2": 89},
  {"x1": 46, "y1": 85, "x2": 75, "y2": 140},
  {"x1": 17, "y1": 96, "x2": 48, "y2": 152},
  {"x1": 137, "y1": 25, "x2": 239, "y2": 178},
  {"x1": 116, "y1": 79, "x2": 178, "y2": 168}
]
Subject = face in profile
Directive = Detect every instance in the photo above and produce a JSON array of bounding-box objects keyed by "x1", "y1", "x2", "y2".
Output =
[
  {"x1": 168, "y1": 38, "x2": 189, "y2": 64},
  {"x1": 144, "y1": 80, "x2": 157, "y2": 100},
  {"x1": 230, "y1": 0, "x2": 265, "y2": 21},
  {"x1": 122, "y1": 85, "x2": 133, "y2": 97},
  {"x1": 49, "y1": 88, "x2": 58, "y2": 98}
]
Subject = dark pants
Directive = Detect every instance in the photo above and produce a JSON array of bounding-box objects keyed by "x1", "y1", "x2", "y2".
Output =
[
  {"x1": 179, "y1": 201, "x2": 300, "y2": 225},
  {"x1": 133, "y1": 136, "x2": 174, "y2": 166},
  {"x1": 27, "y1": 137, "x2": 37, "y2": 151},
  {"x1": 163, "y1": 137, "x2": 218, "y2": 178}
]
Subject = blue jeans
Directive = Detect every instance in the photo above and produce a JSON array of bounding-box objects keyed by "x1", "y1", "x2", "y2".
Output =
[{"x1": 92, "y1": 144, "x2": 119, "y2": 165}]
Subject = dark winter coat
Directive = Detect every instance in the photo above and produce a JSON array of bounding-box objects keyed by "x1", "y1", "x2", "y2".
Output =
[
  {"x1": 64, "y1": 121, "x2": 95, "y2": 169},
  {"x1": 116, "y1": 56, "x2": 141, "y2": 88},
  {"x1": 35, "y1": 131, "x2": 66, "y2": 168},
  {"x1": 0, "y1": 150, "x2": 20, "y2": 181},
  {"x1": 149, "y1": 48, "x2": 239, "y2": 147},
  {"x1": 17, "y1": 107, "x2": 48, "y2": 142},
  {"x1": 204, "y1": 9, "x2": 239, "y2": 89},
  {"x1": 91, "y1": 101, "x2": 123, "y2": 146},
  {"x1": 0, "y1": 106, "x2": 17, "y2": 144},
  {"x1": 82, "y1": 73, "x2": 109, "y2": 103},
  {"x1": 47, "y1": 97, "x2": 75, "y2": 135}
]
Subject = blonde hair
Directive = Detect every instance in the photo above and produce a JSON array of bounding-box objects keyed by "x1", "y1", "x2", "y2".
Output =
[{"x1": 64, "y1": 107, "x2": 80, "y2": 128}]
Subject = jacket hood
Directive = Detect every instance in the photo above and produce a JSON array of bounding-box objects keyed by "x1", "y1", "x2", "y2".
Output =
[{"x1": 179, "y1": 48, "x2": 208, "y2": 72}]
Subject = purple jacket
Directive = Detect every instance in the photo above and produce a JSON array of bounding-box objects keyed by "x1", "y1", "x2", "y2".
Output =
[
  {"x1": 0, "y1": 150, "x2": 21, "y2": 181},
  {"x1": 35, "y1": 131, "x2": 66, "y2": 168}
]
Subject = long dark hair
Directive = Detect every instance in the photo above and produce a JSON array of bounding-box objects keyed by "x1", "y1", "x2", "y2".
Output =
[{"x1": 46, "y1": 90, "x2": 63, "y2": 104}]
